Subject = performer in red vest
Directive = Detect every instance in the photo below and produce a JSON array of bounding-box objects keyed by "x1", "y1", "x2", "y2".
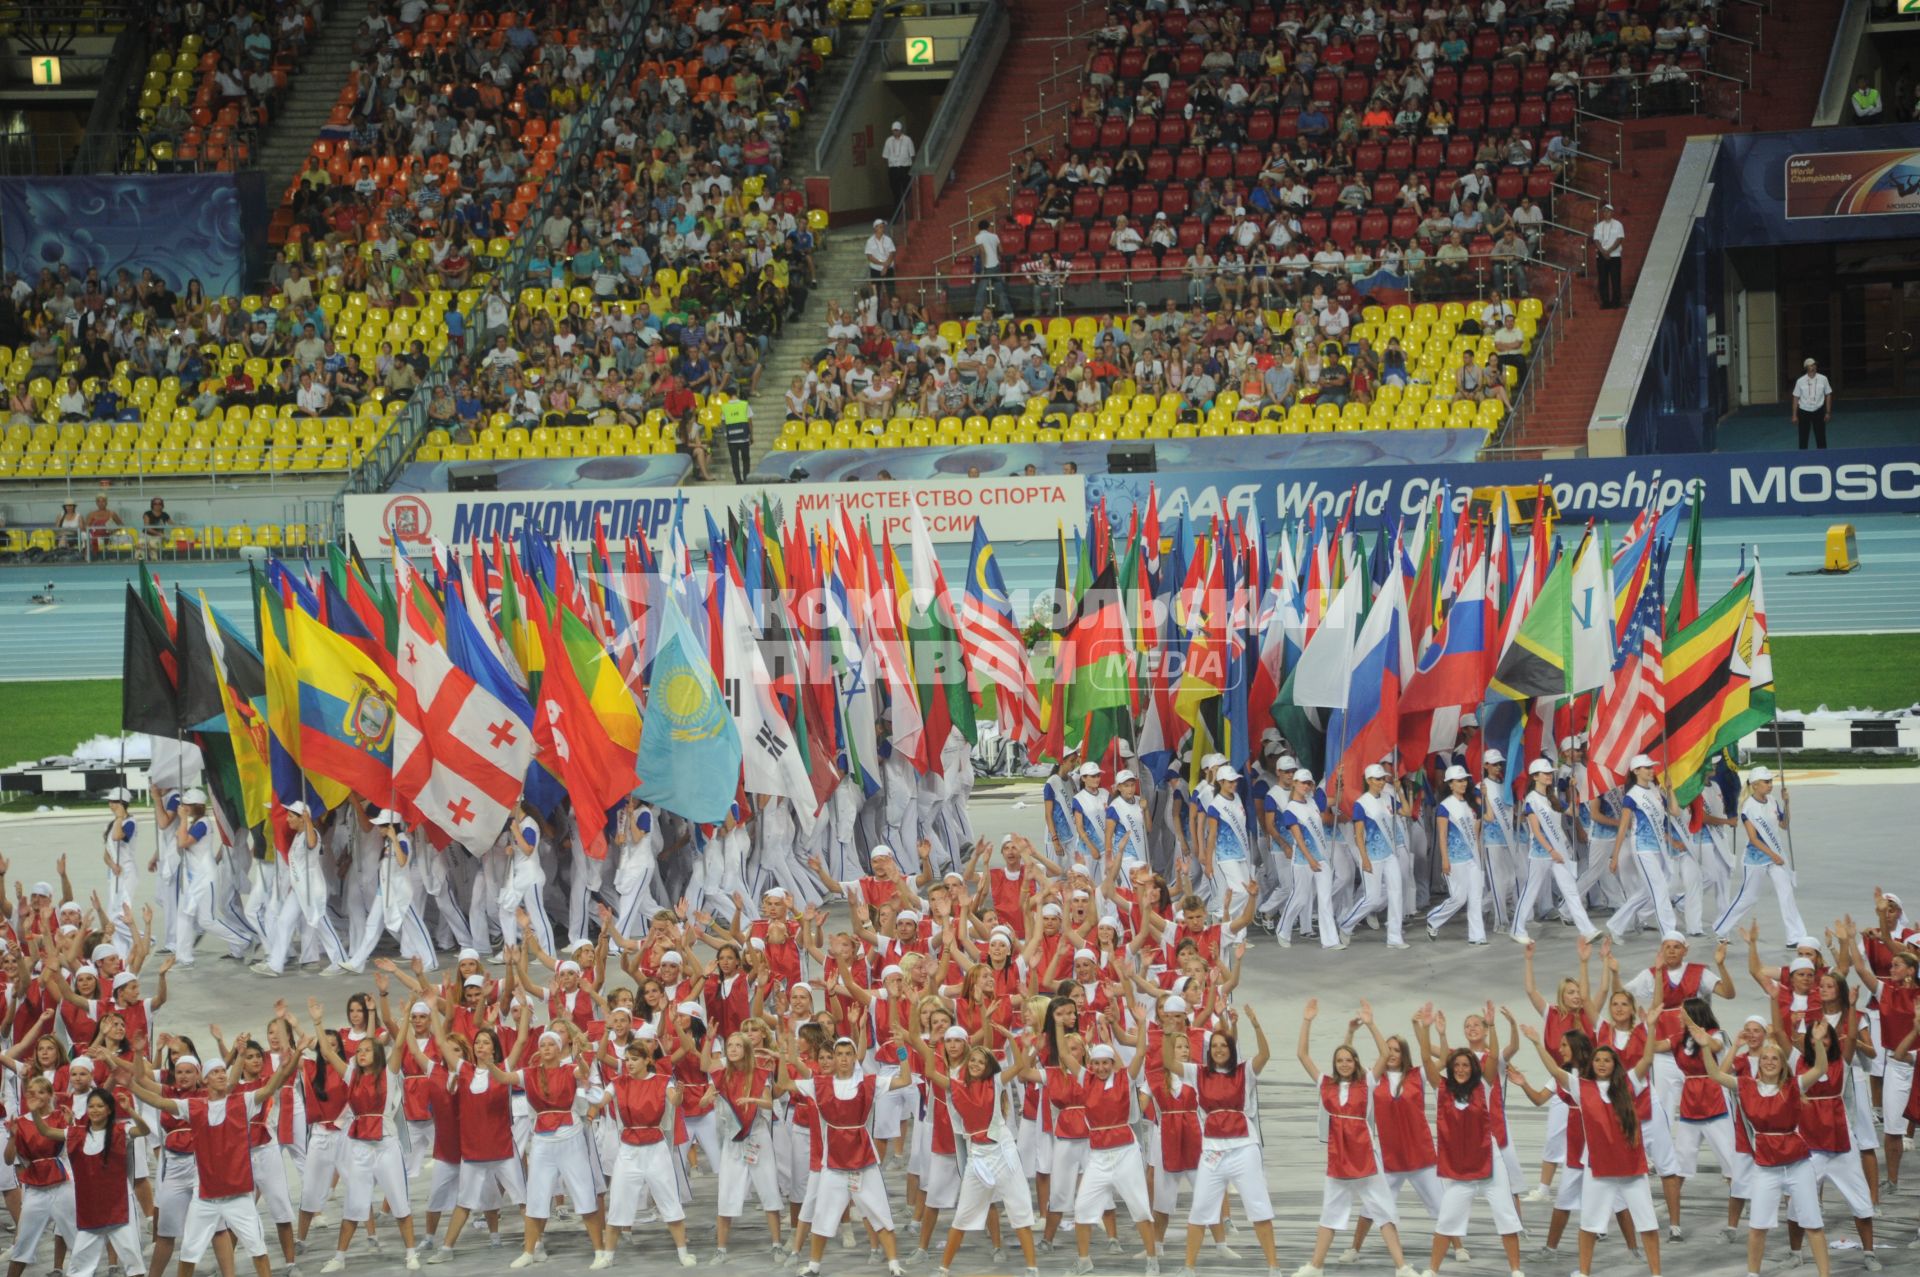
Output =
[
  {"x1": 1292, "y1": 1000, "x2": 1416, "y2": 1277},
  {"x1": 777, "y1": 1034, "x2": 908, "y2": 1277},
  {"x1": 122, "y1": 1031, "x2": 307, "y2": 1277},
  {"x1": 599, "y1": 1027, "x2": 696, "y2": 1268},
  {"x1": 1181, "y1": 1008, "x2": 1282, "y2": 1274},
  {"x1": 60, "y1": 1080, "x2": 150, "y2": 1277}
]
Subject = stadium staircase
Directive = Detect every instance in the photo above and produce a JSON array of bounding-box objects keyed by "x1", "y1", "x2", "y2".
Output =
[
  {"x1": 252, "y1": 12, "x2": 363, "y2": 207},
  {"x1": 891, "y1": 0, "x2": 1077, "y2": 282},
  {"x1": 744, "y1": 226, "x2": 862, "y2": 475},
  {"x1": 1510, "y1": 0, "x2": 1843, "y2": 454}
]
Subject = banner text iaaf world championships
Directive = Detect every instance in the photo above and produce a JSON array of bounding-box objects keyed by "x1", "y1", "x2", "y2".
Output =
[{"x1": 1087, "y1": 447, "x2": 1920, "y2": 527}]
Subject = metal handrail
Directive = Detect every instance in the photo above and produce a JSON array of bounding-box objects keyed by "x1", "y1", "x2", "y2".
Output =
[{"x1": 1480, "y1": 259, "x2": 1574, "y2": 456}]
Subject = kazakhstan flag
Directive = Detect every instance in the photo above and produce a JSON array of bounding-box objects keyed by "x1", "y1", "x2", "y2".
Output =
[{"x1": 634, "y1": 592, "x2": 740, "y2": 822}]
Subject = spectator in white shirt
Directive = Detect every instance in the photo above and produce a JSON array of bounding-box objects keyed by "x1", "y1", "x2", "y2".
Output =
[
  {"x1": 864, "y1": 219, "x2": 897, "y2": 294},
  {"x1": 882, "y1": 121, "x2": 915, "y2": 210},
  {"x1": 1790, "y1": 358, "x2": 1833, "y2": 450}
]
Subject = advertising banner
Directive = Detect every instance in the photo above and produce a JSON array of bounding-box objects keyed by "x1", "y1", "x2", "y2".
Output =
[
  {"x1": 1783, "y1": 147, "x2": 1920, "y2": 220},
  {"x1": 0, "y1": 175, "x2": 249, "y2": 294},
  {"x1": 346, "y1": 474, "x2": 1086, "y2": 554},
  {"x1": 1086, "y1": 446, "x2": 1920, "y2": 529}
]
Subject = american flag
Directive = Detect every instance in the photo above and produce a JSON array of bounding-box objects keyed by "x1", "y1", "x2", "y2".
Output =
[{"x1": 1586, "y1": 559, "x2": 1667, "y2": 798}]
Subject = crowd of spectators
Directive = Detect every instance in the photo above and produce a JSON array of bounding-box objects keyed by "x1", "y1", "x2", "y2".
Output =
[
  {"x1": 416, "y1": 0, "x2": 838, "y2": 454},
  {"x1": 951, "y1": 0, "x2": 1729, "y2": 305},
  {"x1": 781, "y1": 285, "x2": 1530, "y2": 429},
  {"x1": 131, "y1": 0, "x2": 322, "y2": 169}
]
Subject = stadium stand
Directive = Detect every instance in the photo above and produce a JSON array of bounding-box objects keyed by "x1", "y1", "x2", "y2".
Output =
[
  {"x1": 121, "y1": 0, "x2": 321, "y2": 173},
  {"x1": 1, "y1": 0, "x2": 843, "y2": 497}
]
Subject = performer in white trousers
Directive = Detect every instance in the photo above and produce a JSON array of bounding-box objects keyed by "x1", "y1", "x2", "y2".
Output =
[
  {"x1": 564, "y1": 813, "x2": 607, "y2": 951},
  {"x1": 709, "y1": 1035, "x2": 784, "y2": 1261},
  {"x1": 1183, "y1": 1012, "x2": 1282, "y2": 1273},
  {"x1": 905, "y1": 1025, "x2": 1039, "y2": 1277},
  {"x1": 1607, "y1": 758, "x2": 1685, "y2": 941},
  {"x1": 497, "y1": 804, "x2": 556, "y2": 956},
  {"x1": 1339, "y1": 764, "x2": 1409, "y2": 948},
  {"x1": 599, "y1": 1035, "x2": 696, "y2": 1268},
  {"x1": 309, "y1": 997, "x2": 422, "y2": 1273},
  {"x1": 1068, "y1": 1044, "x2": 1158, "y2": 1273},
  {"x1": 1272, "y1": 770, "x2": 1337, "y2": 949},
  {"x1": 1479, "y1": 752, "x2": 1520, "y2": 935},
  {"x1": 254, "y1": 800, "x2": 350, "y2": 976},
  {"x1": 1512, "y1": 759, "x2": 1599, "y2": 943},
  {"x1": 612, "y1": 799, "x2": 669, "y2": 935},
  {"x1": 756, "y1": 795, "x2": 818, "y2": 909},
  {"x1": 7, "y1": 1076, "x2": 78, "y2": 1275},
  {"x1": 102, "y1": 787, "x2": 141, "y2": 950},
  {"x1": 61, "y1": 1085, "x2": 151, "y2": 1277},
  {"x1": 1712, "y1": 768, "x2": 1809, "y2": 944},
  {"x1": 344, "y1": 812, "x2": 439, "y2": 974},
  {"x1": 1425, "y1": 766, "x2": 1487, "y2": 944},
  {"x1": 150, "y1": 784, "x2": 184, "y2": 957},
  {"x1": 165, "y1": 788, "x2": 220, "y2": 964}
]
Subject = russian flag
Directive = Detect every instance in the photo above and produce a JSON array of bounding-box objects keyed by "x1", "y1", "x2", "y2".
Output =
[
  {"x1": 1327, "y1": 552, "x2": 1409, "y2": 797},
  {"x1": 1397, "y1": 544, "x2": 1492, "y2": 763}
]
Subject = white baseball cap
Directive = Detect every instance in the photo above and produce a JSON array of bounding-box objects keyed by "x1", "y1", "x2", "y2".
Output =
[
  {"x1": 1216, "y1": 766, "x2": 1241, "y2": 782},
  {"x1": 871, "y1": 845, "x2": 895, "y2": 860},
  {"x1": 1088, "y1": 1044, "x2": 1117, "y2": 1062},
  {"x1": 1162, "y1": 995, "x2": 1190, "y2": 1015},
  {"x1": 1788, "y1": 957, "x2": 1815, "y2": 974},
  {"x1": 1444, "y1": 765, "x2": 1471, "y2": 782},
  {"x1": 181, "y1": 787, "x2": 207, "y2": 805},
  {"x1": 282, "y1": 799, "x2": 310, "y2": 817},
  {"x1": 1748, "y1": 766, "x2": 1774, "y2": 782},
  {"x1": 1630, "y1": 753, "x2": 1656, "y2": 771},
  {"x1": 1661, "y1": 929, "x2": 1689, "y2": 944},
  {"x1": 1484, "y1": 749, "x2": 1505, "y2": 766},
  {"x1": 105, "y1": 786, "x2": 133, "y2": 803},
  {"x1": 1201, "y1": 752, "x2": 1227, "y2": 769},
  {"x1": 1114, "y1": 768, "x2": 1137, "y2": 785},
  {"x1": 370, "y1": 809, "x2": 399, "y2": 826},
  {"x1": 891, "y1": 120, "x2": 903, "y2": 130},
  {"x1": 1078, "y1": 762, "x2": 1103, "y2": 778},
  {"x1": 1292, "y1": 768, "x2": 1313, "y2": 783},
  {"x1": 675, "y1": 1001, "x2": 705, "y2": 1019},
  {"x1": 1363, "y1": 764, "x2": 1388, "y2": 781},
  {"x1": 1528, "y1": 758, "x2": 1554, "y2": 775}
]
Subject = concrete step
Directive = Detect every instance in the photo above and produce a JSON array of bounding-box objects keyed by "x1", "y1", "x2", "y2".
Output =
[{"x1": 254, "y1": 15, "x2": 366, "y2": 199}]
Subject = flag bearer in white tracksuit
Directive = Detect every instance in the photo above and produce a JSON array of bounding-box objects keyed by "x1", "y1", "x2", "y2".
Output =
[
  {"x1": 102, "y1": 787, "x2": 140, "y2": 949},
  {"x1": 252, "y1": 800, "x2": 349, "y2": 977},
  {"x1": 1339, "y1": 763, "x2": 1409, "y2": 948},
  {"x1": 149, "y1": 784, "x2": 184, "y2": 948},
  {"x1": 343, "y1": 810, "x2": 438, "y2": 973},
  {"x1": 1479, "y1": 752, "x2": 1519, "y2": 933},
  {"x1": 1607, "y1": 757, "x2": 1686, "y2": 941},
  {"x1": 613, "y1": 799, "x2": 668, "y2": 935},
  {"x1": 1275, "y1": 768, "x2": 1341, "y2": 951},
  {"x1": 1425, "y1": 765, "x2": 1487, "y2": 944},
  {"x1": 498, "y1": 802, "x2": 555, "y2": 955},
  {"x1": 1712, "y1": 767, "x2": 1809, "y2": 945},
  {"x1": 1511, "y1": 759, "x2": 1600, "y2": 943}
]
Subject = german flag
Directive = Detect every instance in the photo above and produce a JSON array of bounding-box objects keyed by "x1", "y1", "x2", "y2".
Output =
[{"x1": 1657, "y1": 573, "x2": 1752, "y2": 804}]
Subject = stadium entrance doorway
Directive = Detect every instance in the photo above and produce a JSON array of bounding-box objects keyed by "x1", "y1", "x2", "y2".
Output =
[{"x1": 1777, "y1": 243, "x2": 1920, "y2": 399}]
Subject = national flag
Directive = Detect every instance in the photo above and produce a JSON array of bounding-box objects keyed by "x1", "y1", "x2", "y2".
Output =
[
  {"x1": 1656, "y1": 573, "x2": 1753, "y2": 804},
  {"x1": 1399, "y1": 536, "x2": 1491, "y2": 761},
  {"x1": 1667, "y1": 494, "x2": 1703, "y2": 635},
  {"x1": 1327, "y1": 550, "x2": 1410, "y2": 799},
  {"x1": 1065, "y1": 559, "x2": 1131, "y2": 762},
  {"x1": 394, "y1": 560, "x2": 535, "y2": 852},
  {"x1": 721, "y1": 562, "x2": 820, "y2": 832},
  {"x1": 534, "y1": 595, "x2": 640, "y2": 855},
  {"x1": 869, "y1": 530, "x2": 926, "y2": 771},
  {"x1": 122, "y1": 584, "x2": 179, "y2": 737},
  {"x1": 286, "y1": 591, "x2": 396, "y2": 805},
  {"x1": 1173, "y1": 539, "x2": 1226, "y2": 738},
  {"x1": 1586, "y1": 563, "x2": 1667, "y2": 796},
  {"x1": 960, "y1": 523, "x2": 1041, "y2": 748},
  {"x1": 258, "y1": 571, "x2": 320, "y2": 847},
  {"x1": 200, "y1": 593, "x2": 272, "y2": 829},
  {"x1": 1488, "y1": 536, "x2": 1574, "y2": 701},
  {"x1": 1569, "y1": 528, "x2": 1614, "y2": 695},
  {"x1": 825, "y1": 569, "x2": 881, "y2": 795},
  {"x1": 907, "y1": 500, "x2": 977, "y2": 749},
  {"x1": 1702, "y1": 551, "x2": 1776, "y2": 767},
  {"x1": 633, "y1": 586, "x2": 741, "y2": 823},
  {"x1": 1289, "y1": 572, "x2": 1362, "y2": 708}
]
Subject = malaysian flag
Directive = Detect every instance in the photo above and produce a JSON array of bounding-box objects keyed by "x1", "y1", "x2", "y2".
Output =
[{"x1": 959, "y1": 522, "x2": 1041, "y2": 748}]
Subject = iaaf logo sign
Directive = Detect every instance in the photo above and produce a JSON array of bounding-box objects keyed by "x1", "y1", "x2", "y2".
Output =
[{"x1": 1093, "y1": 449, "x2": 1920, "y2": 526}]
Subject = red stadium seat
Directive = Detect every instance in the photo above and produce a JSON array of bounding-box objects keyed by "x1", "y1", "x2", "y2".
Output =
[
  {"x1": 1161, "y1": 185, "x2": 1188, "y2": 218},
  {"x1": 1329, "y1": 213, "x2": 1357, "y2": 250},
  {"x1": 1361, "y1": 210, "x2": 1389, "y2": 242},
  {"x1": 1057, "y1": 223, "x2": 1086, "y2": 255}
]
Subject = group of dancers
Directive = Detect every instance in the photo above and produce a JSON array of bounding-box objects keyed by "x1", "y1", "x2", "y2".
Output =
[{"x1": 0, "y1": 731, "x2": 1897, "y2": 1277}]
